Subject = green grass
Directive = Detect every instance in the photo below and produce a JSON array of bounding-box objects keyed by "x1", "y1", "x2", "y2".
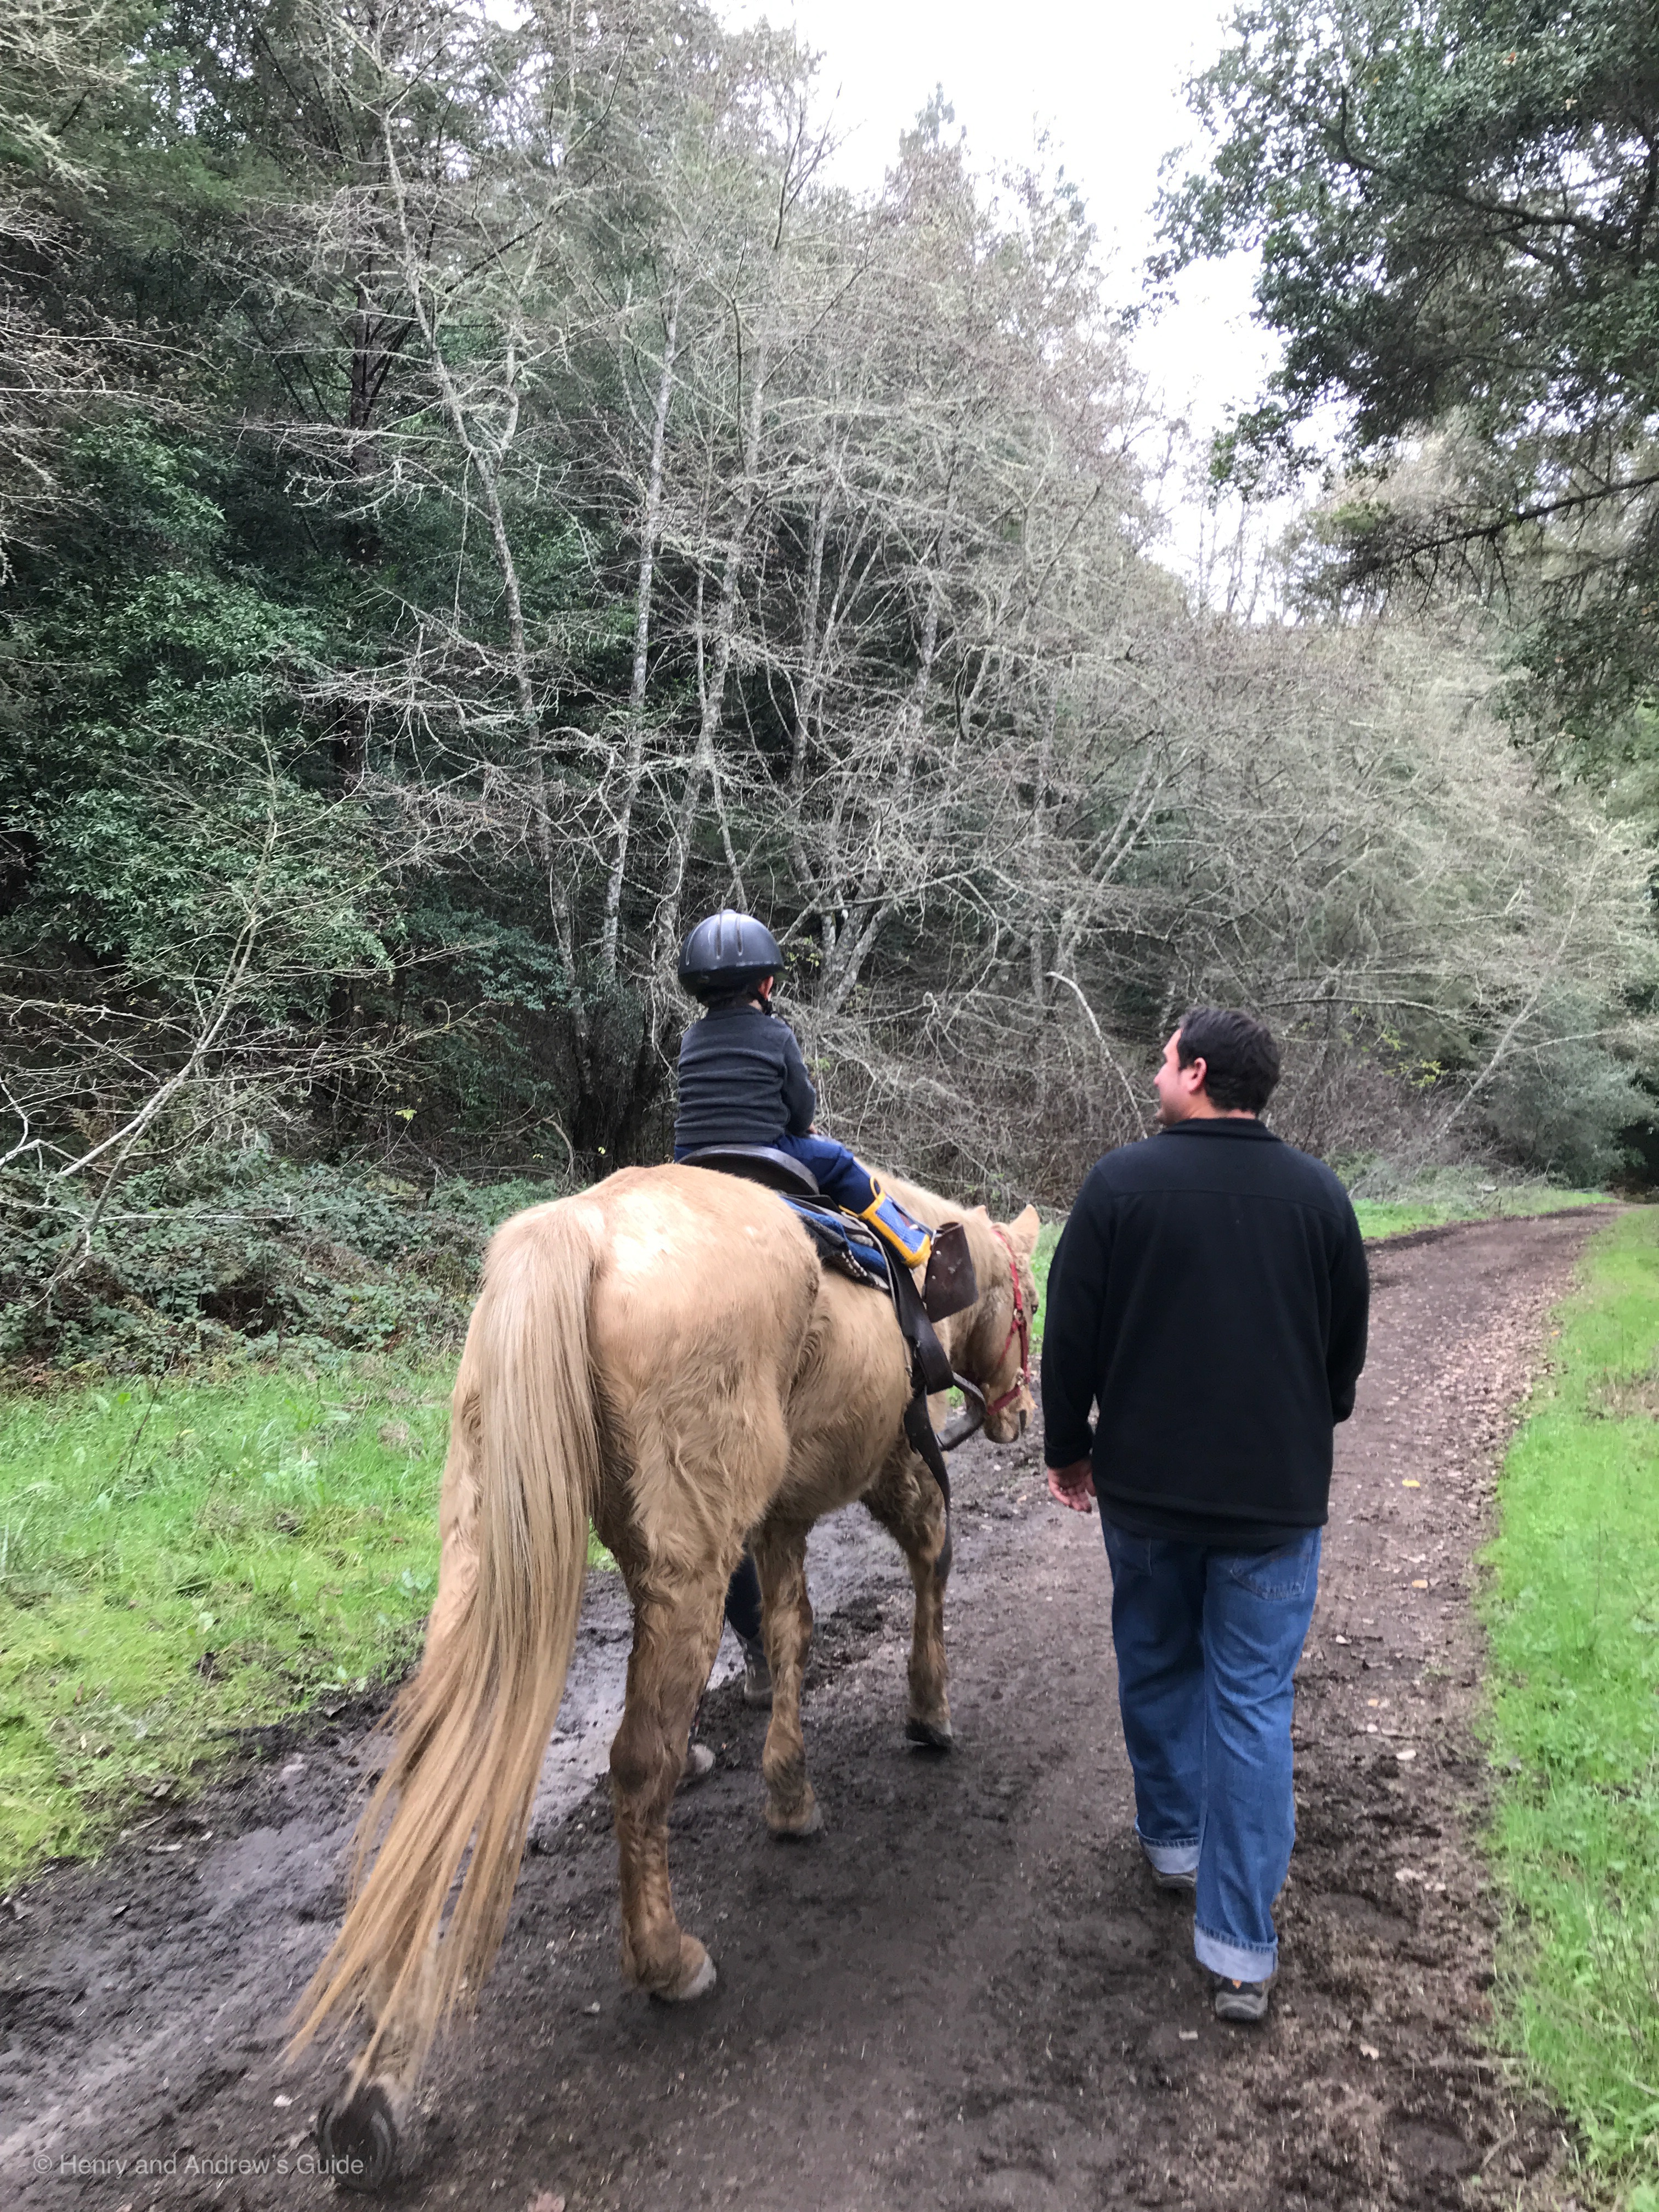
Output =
[
  {"x1": 0, "y1": 1353, "x2": 461, "y2": 1887},
  {"x1": 1031, "y1": 1220, "x2": 1061, "y2": 1349},
  {"x1": 1351, "y1": 1180, "x2": 1615, "y2": 1242},
  {"x1": 1483, "y1": 1207, "x2": 1659, "y2": 2194},
  {"x1": 0, "y1": 1349, "x2": 621, "y2": 1890}
]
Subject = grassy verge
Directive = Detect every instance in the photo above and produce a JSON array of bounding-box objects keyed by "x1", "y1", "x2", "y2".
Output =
[
  {"x1": 0, "y1": 1353, "x2": 456, "y2": 1888},
  {"x1": 0, "y1": 1351, "x2": 620, "y2": 1891},
  {"x1": 1483, "y1": 1207, "x2": 1659, "y2": 2198},
  {"x1": 1351, "y1": 1181, "x2": 1615, "y2": 1242},
  {"x1": 1032, "y1": 1220, "x2": 1061, "y2": 1345}
]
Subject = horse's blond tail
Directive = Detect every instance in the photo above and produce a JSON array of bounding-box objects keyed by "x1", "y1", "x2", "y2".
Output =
[{"x1": 287, "y1": 1203, "x2": 601, "y2": 2084}]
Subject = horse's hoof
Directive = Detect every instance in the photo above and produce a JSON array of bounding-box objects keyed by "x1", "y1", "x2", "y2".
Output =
[
  {"x1": 766, "y1": 1797, "x2": 823, "y2": 1839},
  {"x1": 650, "y1": 1939, "x2": 718, "y2": 2002},
  {"x1": 317, "y1": 2081, "x2": 400, "y2": 2193},
  {"x1": 676, "y1": 1945, "x2": 718, "y2": 1999},
  {"x1": 906, "y1": 1716, "x2": 954, "y2": 1752},
  {"x1": 678, "y1": 1742, "x2": 715, "y2": 1790}
]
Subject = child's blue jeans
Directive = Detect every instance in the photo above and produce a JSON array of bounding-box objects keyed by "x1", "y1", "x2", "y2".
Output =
[
  {"x1": 675, "y1": 1131, "x2": 874, "y2": 1212},
  {"x1": 774, "y1": 1132, "x2": 874, "y2": 1210}
]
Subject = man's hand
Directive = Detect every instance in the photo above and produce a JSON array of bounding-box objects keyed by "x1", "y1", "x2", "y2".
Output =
[{"x1": 1046, "y1": 1459, "x2": 1096, "y2": 1514}]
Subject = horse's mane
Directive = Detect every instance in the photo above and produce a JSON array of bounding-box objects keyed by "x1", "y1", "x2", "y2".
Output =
[{"x1": 873, "y1": 1170, "x2": 979, "y2": 1231}]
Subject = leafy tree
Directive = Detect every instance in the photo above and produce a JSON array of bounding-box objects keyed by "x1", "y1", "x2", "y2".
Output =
[
  {"x1": 2, "y1": 0, "x2": 1654, "y2": 1359},
  {"x1": 1157, "y1": 0, "x2": 1659, "y2": 764}
]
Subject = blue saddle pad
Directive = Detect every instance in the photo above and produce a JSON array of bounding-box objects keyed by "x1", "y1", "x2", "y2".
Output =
[{"x1": 778, "y1": 1194, "x2": 889, "y2": 1289}]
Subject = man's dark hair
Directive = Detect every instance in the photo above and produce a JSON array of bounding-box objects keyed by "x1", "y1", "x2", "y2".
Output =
[{"x1": 1176, "y1": 1007, "x2": 1282, "y2": 1114}]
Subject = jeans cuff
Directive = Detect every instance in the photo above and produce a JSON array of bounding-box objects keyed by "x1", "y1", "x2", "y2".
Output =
[
  {"x1": 1194, "y1": 1922, "x2": 1278, "y2": 1982},
  {"x1": 1134, "y1": 1822, "x2": 1199, "y2": 1876}
]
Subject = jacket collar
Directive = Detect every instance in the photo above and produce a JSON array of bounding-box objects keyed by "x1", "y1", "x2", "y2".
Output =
[{"x1": 1159, "y1": 1118, "x2": 1278, "y2": 1141}]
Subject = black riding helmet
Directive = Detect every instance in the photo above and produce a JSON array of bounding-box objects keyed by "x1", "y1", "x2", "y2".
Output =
[{"x1": 677, "y1": 910, "x2": 784, "y2": 1004}]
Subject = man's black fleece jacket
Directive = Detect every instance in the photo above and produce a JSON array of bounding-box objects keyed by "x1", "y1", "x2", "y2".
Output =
[{"x1": 1041, "y1": 1119, "x2": 1369, "y2": 1548}]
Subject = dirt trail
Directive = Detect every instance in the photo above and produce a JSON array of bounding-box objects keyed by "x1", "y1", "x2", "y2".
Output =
[{"x1": 1, "y1": 1212, "x2": 1601, "y2": 2211}]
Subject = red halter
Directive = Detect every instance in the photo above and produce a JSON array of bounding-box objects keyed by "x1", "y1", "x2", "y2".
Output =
[{"x1": 982, "y1": 1223, "x2": 1032, "y2": 1418}]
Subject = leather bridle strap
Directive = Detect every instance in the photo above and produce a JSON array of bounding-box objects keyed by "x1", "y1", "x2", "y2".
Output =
[{"x1": 982, "y1": 1223, "x2": 1032, "y2": 1418}]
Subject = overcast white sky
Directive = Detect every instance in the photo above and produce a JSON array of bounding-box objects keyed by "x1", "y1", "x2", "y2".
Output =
[{"x1": 719, "y1": 0, "x2": 1281, "y2": 572}]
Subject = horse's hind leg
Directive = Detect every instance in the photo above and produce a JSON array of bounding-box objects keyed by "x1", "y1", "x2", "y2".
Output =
[
  {"x1": 864, "y1": 1449, "x2": 953, "y2": 1750},
  {"x1": 751, "y1": 1522, "x2": 820, "y2": 1836},
  {"x1": 315, "y1": 1947, "x2": 438, "y2": 2190},
  {"x1": 608, "y1": 1565, "x2": 727, "y2": 2000}
]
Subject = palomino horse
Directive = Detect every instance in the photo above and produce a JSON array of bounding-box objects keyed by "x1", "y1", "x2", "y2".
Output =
[{"x1": 292, "y1": 1163, "x2": 1040, "y2": 2183}]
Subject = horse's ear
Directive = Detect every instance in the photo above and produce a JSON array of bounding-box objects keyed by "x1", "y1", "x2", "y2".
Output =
[{"x1": 1005, "y1": 1203, "x2": 1041, "y2": 1259}]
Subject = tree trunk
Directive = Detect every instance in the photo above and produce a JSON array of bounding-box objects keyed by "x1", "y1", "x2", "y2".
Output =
[
  {"x1": 1028, "y1": 685, "x2": 1059, "y2": 1014},
  {"x1": 650, "y1": 338, "x2": 769, "y2": 996},
  {"x1": 785, "y1": 481, "x2": 831, "y2": 910},
  {"x1": 600, "y1": 293, "x2": 680, "y2": 979},
  {"x1": 820, "y1": 565, "x2": 941, "y2": 1014}
]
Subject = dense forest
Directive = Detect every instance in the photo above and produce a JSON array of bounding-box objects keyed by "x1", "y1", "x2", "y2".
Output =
[{"x1": 2, "y1": 0, "x2": 1655, "y2": 1360}]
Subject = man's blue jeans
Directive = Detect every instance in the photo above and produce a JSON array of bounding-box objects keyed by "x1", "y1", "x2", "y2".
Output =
[{"x1": 1101, "y1": 1519, "x2": 1322, "y2": 1983}]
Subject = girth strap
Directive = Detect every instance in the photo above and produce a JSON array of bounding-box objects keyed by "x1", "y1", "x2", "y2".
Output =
[
  {"x1": 882, "y1": 1244, "x2": 955, "y2": 1506},
  {"x1": 884, "y1": 1248, "x2": 953, "y2": 1395},
  {"x1": 902, "y1": 1396, "x2": 950, "y2": 1508}
]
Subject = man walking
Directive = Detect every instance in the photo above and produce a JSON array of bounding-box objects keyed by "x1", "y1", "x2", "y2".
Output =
[{"x1": 1042, "y1": 1008, "x2": 1368, "y2": 2022}]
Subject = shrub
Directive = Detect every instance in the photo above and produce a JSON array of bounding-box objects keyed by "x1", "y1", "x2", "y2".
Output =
[
  {"x1": 0, "y1": 1153, "x2": 569, "y2": 1372},
  {"x1": 1482, "y1": 995, "x2": 1652, "y2": 1187}
]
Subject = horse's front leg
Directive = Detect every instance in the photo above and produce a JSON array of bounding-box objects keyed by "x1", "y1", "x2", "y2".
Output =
[
  {"x1": 864, "y1": 1449, "x2": 953, "y2": 1749},
  {"x1": 751, "y1": 1522, "x2": 821, "y2": 1835},
  {"x1": 608, "y1": 1570, "x2": 726, "y2": 2000}
]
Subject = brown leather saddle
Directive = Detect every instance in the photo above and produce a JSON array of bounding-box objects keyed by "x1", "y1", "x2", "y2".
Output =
[{"x1": 679, "y1": 1143, "x2": 822, "y2": 1197}]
